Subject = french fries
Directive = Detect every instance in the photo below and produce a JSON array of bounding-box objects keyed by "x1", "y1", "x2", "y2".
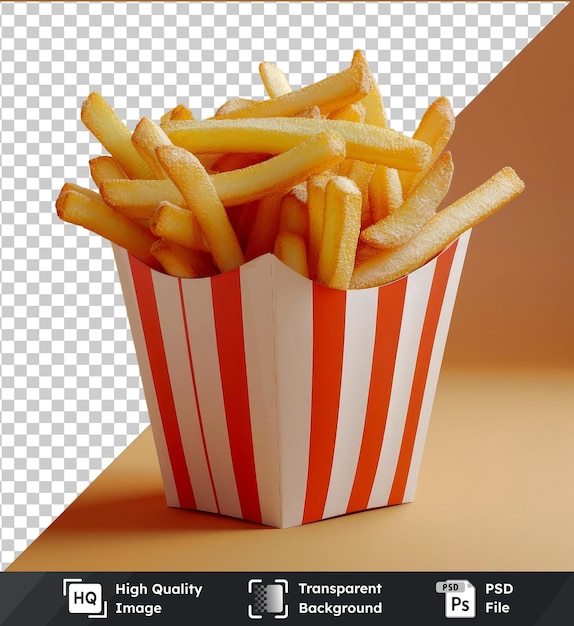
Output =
[
  {"x1": 161, "y1": 117, "x2": 431, "y2": 171},
  {"x1": 56, "y1": 189, "x2": 160, "y2": 270},
  {"x1": 155, "y1": 145, "x2": 245, "y2": 274},
  {"x1": 150, "y1": 201, "x2": 210, "y2": 253},
  {"x1": 361, "y1": 151, "x2": 454, "y2": 249},
  {"x1": 214, "y1": 64, "x2": 371, "y2": 119},
  {"x1": 56, "y1": 51, "x2": 525, "y2": 290},
  {"x1": 351, "y1": 167, "x2": 525, "y2": 289},
  {"x1": 317, "y1": 176, "x2": 362, "y2": 290},
  {"x1": 259, "y1": 62, "x2": 293, "y2": 98},
  {"x1": 273, "y1": 232, "x2": 309, "y2": 278},
  {"x1": 81, "y1": 92, "x2": 155, "y2": 180}
]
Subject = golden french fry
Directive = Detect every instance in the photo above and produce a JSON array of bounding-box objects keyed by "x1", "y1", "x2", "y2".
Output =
[
  {"x1": 278, "y1": 185, "x2": 309, "y2": 239},
  {"x1": 156, "y1": 145, "x2": 245, "y2": 273},
  {"x1": 351, "y1": 49, "x2": 388, "y2": 128},
  {"x1": 259, "y1": 61, "x2": 293, "y2": 98},
  {"x1": 56, "y1": 189, "x2": 160, "y2": 269},
  {"x1": 306, "y1": 173, "x2": 332, "y2": 279},
  {"x1": 368, "y1": 164, "x2": 404, "y2": 223},
  {"x1": 103, "y1": 130, "x2": 346, "y2": 215},
  {"x1": 293, "y1": 105, "x2": 322, "y2": 119},
  {"x1": 399, "y1": 96, "x2": 455, "y2": 196},
  {"x1": 351, "y1": 167, "x2": 525, "y2": 289},
  {"x1": 210, "y1": 152, "x2": 270, "y2": 173},
  {"x1": 214, "y1": 63, "x2": 371, "y2": 120},
  {"x1": 361, "y1": 151, "x2": 454, "y2": 249},
  {"x1": 317, "y1": 176, "x2": 362, "y2": 290},
  {"x1": 169, "y1": 103, "x2": 194, "y2": 121},
  {"x1": 354, "y1": 241, "x2": 382, "y2": 266},
  {"x1": 80, "y1": 92, "x2": 155, "y2": 180},
  {"x1": 131, "y1": 117, "x2": 173, "y2": 179},
  {"x1": 211, "y1": 130, "x2": 346, "y2": 206},
  {"x1": 196, "y1": 153, "x2": 227, "y2": 172},
  {"x1": 215, "y1": 97, "x2": 254, "y2": 117},
  {"x1": 150, "y1": 201, "x2": 209, "y2": 252},
  {"x1": 162, "y1": 117, "x2": 430, "y2": 171},
  {"x1": 60, "y1": 182, "x2": 104, "y2": 203},
  {"x1": 151, "y1": 239, "x2": 202, "y2": 278},
  {"x1": 160, "y1": 108, "x2": 174, "y2": 125},
  {"x1": 244, "y1": 193, "x2": 283, "y2": 261},
  {"x1": 89, "y1": 155, "x2": 128, "y2": 187},
  {"x1": 160, "y1": 104, "x2": 194, "y2": 124},
  {"x1": 346, "y1": 160, "x2": 376, "y2": 229},
  {"x1": 234, "y1": 201, "x2": 259, "y2": 250},
  {"x1": 151, "y1": 240, "x2": 217, "y2": 278},
  {"x1": 328, "y1": 101, "x2": 366, "y2": 123},
  {"x1": 274, "y1": 232, "x2": 309, "y2": 278},
  {"x1": 100, "y1": 179, "x2": 184, "y2": 220}
]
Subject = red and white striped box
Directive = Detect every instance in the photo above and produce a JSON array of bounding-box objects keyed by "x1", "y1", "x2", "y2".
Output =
[{"x1": 112, "y1": 230, "x2": 470, "y2": 528}]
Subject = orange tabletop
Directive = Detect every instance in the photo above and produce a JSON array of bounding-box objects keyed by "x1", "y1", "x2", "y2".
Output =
[{"x1": 8, "y1": 368, "x2": 574, "y2": 573}]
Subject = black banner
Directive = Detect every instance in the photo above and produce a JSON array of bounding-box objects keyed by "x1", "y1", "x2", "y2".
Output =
[{"x1": 0, "y1": 572, "x2": 572, "y2": 625}]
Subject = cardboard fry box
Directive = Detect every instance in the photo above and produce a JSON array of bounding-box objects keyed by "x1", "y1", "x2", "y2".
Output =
[{"x1": 112, "y1": 230, "x2": 470, "y2": 528}]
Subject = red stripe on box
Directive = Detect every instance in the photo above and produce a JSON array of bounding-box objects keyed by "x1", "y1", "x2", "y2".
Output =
[
  {"x1": 211, "y1": 270, "x2": 262, "y2": 523},
  {"x1": 302, "y1": 284, "x2": 347, "y2": 524},
  {"x1": 178, "y1": 279, "x2": 220, "y2": 514},
  {"x1": 346, "y1": 278, "x2": 407, "y2": 514},
  {"x1": 388, "y1": 241, "x2": 459, "y2": 505},
  {"x1": 128, "y1": 256, "x2": 196, "y2": 509}
]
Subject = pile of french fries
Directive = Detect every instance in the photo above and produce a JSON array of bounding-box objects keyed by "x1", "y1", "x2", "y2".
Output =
[{"x1": 56, "y1": 51, "x2": 525, "y2": 289}]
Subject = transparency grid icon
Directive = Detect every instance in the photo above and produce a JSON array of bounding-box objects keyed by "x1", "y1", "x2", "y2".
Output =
[{"x1": 0, "y1": 1, "x2": 566, "y2": 570}]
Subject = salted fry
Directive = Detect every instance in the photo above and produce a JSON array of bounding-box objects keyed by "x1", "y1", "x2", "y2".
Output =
[
  {"x1": 89, "y1": 155, "x2": 128, "y2": 187},
  {"x1": 156, "y1": 145, "x2": 245, "y2": 273},
  {"x1": 131, "y1": 117, "x2": 173, "y2": 179},
  {"x1": 245, "y1": 193, "x2": 283, "y2": 261},
  {"x1": 56, "y1": 189, "x2": 159, "y2": 269},
  {"x1": 150, "y1": 201, "x2": 209, "y2": 252},
  {"x1": 151, "y1": 240, "x2": 217, "y2": 278},
  {"x1": 100, "y1": 179, "x2": 184, "y2": 220},
  {"x1": 399, "y1": 96, "x2": 455, "y2": 197},
  {"x1": 361, "y1": 151, "x2": 454, "y2": 249},
  {"x1": 211, "y1": 130, "x2": 346, "y2": 206},
  {"x1": 293, "y1": 105, "x2": 322, "y2": 119},
  {"x1": 215, "y1": 97, "x2": 254, "y2": 117},
  {"x1": 274, "y1": 232, "x2": 309, "y2": 278},
  {"x1": 351, "y1": 49, "x2": 388, "y2": 128},
  {"x1": 317, "y1": 176, "x2": 362, "y2": 290},
  {"x1": 60, "y1": 182, "x2": 104, "y2": 203},
  {"x1": 210, "y1": 152, "x2": 270, "y2": 173},
  {"x1": 234, "y1": 201, "x2": 259, "y2": 250},
  {"x1": 328, "y1": 102, "x2": 366, "y2": 123},
  {"x1": 58, "y1": 53, "x2": 525, "y2": 291},
  {"x1": 151, "y1": 239, "x2": 202, "y2": 278},
  {"x1": 346, "y1": 160, "x2": 376, "y2": 229},
  {"x1": 214, "y1": 64, "x2": 371, "y2": 120},
  {"x1": 351, "y1": 167, "x2": 525, "y2": 289},
  {"x1": 169, "y1": 104, "x2": 194, "y2": 121},
  {"x1": 259, "y1": 61, "x2": 293, "y2": 98},
  {"x1": 103, "y1": 130, "x2": 346, "y2": 215},
  {"x1": 80, "y1": 92, "x2": 155, "y2": 180},
  {"x1": 278, "y1": 185, "x2": 309, "y2": 239},
  {"x1": 160, "y1": 104, "x2": 194, "y2": 124},
  {"x1": 368, "y1": 164, "x2": 403, "y2": 223},
  {"x1": 354, "y1": 241, "x2": 382, "y2": 266},
  {"x1": 306, "y1": 173, "x2": 331, "y2": 279},
  {"x1": 162, "y1": 117, "x2": 430, "y2": 171}
]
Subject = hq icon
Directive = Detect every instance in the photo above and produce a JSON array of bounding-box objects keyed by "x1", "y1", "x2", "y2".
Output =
[{"x1": 63, "y1": 578, "x2": 108, "y2": 619}]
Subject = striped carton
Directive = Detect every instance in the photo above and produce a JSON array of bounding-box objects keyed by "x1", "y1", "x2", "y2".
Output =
[{"x1": 113, "y1": 230, "x2": 470, "y2": 528}]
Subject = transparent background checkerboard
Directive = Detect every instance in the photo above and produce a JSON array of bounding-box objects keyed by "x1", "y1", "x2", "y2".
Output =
[{"x1": 0, "y1": 2, "x2": 566, "y2": 571}]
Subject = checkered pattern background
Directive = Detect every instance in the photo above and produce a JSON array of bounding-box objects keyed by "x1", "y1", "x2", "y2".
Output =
[{"x1": 0, "y1": 2, "x2": 565, "y2": 571}]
